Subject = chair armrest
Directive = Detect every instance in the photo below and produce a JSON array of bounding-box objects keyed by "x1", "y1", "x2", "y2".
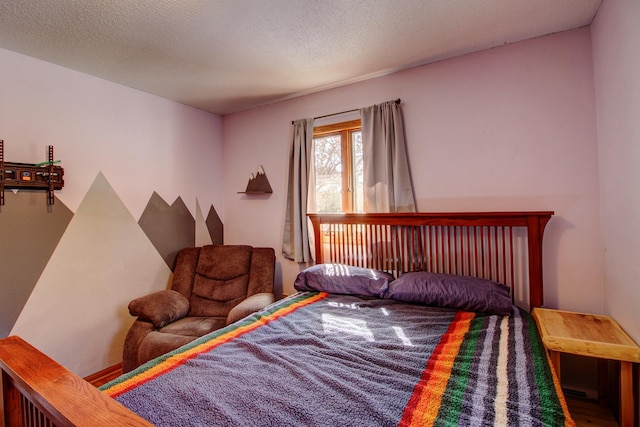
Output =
[
  {"x1": 226, "y1": 292, "x2": 275, "y2": 325},
  {"x1": 128, "y1": 290, "x2": 190, "y2": 329}
]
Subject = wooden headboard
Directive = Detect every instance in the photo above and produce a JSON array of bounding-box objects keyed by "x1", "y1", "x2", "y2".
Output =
[{"x1": 308, "y1": 211, "x2": 553, "y2": 310}]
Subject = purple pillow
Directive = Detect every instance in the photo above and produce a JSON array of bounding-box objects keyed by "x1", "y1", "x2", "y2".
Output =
[
  {"x1": 294, "y1": 264, "x2": 394, "y2": 297},
  {"x1": 384, "y1": 271, "x2": 513, "y2": 315}
]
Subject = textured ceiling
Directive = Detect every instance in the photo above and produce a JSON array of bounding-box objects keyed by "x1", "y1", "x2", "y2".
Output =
[{"x1": 0, "y1": 0, "x2": 602, "y2": 115}]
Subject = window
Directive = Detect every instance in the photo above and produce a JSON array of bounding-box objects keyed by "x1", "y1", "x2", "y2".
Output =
[{"x1": 313, "y1": 119, "x2": 363, "y2": 213}]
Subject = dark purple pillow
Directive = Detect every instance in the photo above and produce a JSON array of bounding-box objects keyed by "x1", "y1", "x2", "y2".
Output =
[
  {"x1": 384, "y1": 271, "x2": 513, "y2": 315},
  {"x1": 294, "y1": 264, "x2": 394, "y2": 297}
]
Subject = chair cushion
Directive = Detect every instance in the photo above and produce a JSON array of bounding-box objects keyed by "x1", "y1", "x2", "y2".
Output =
[
  {"x1": 138, "y1": 332, "x2": 198, "y2": 366},
  {"x1": 196, "y1": 245, "x2": 253, "y2": 280},
  {"x1": 136, "y1": 317, "x2": 227, "y2": 368},
  {"x1": 189, "y1": 245, "x2": 253, "y2": 317},
  {"x1": 159, "y1": 316, "x2": 227, "y2": 337}
]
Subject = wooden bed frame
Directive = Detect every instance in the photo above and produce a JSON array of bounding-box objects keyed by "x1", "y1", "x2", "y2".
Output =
[
  {"x1": 309, "y1": 211, "x2": 553, "y2": 310},
  {"x1": 1, "y1": 211, "x2": 552, "y2": 426}
]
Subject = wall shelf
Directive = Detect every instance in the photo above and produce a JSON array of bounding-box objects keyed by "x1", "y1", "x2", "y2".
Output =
[{"x1": 239, "y1": 166, "x2": 272, "y2": 194}]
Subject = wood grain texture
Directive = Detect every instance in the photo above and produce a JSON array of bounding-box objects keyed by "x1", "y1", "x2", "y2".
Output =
[
  {"x1": 83, "y1": 363, "x2": 123, "y2": 388},
  {"x1": 566, "y1": 397, "x2": 619, "y2": 427},
  {"x1": 0, "y1": 336, "x2": 152, "y2": 426},
  {"x1": 533, "y1": 308, "x2": 639, "y2": 427},
  {"x1": 533, "y1": 308, "x2": 640, "y2": 363}
]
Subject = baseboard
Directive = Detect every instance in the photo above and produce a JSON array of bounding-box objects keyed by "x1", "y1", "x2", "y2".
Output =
[
  {"x1": 562, "y1": 386, "x2": 598, "y2": 401},
  {"x1": 84, "y1": 363, "x2": 123, "y2": 387}
]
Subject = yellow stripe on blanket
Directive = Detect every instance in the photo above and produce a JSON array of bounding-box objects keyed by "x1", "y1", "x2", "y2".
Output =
[{"x1": 104, "y1": 292, "x2": 328, "y2": 398}]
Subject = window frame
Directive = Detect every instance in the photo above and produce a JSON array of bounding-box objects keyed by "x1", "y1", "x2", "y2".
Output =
[{"x1": 313, "y1": 119, "x2": 362, "y2": 213}]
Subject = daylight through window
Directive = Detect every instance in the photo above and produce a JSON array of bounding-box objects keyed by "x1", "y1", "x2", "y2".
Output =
[{"x1": 313, "y1": 119, "x2": 363, "y2": 213}]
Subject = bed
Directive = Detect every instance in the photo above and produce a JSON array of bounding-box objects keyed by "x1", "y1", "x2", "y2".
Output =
[{"x1": 0, "y1": 211, "x2": 574, "y2": 426}]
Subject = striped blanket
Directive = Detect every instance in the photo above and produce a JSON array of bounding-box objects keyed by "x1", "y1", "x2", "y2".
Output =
[{"x1": 102, "y1": 292, "x2": 574, "y2": 426}]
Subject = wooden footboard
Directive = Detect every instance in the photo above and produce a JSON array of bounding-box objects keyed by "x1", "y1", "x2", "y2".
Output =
[{"x1": 0, "y1": 336, "x2": 151, "y2": 427}]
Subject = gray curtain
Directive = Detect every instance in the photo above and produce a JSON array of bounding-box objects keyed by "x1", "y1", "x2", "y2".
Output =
[
  {"x1": 360, "y1": 100, "x2": 416, "y2": 212},
  {"x1": 282, "y1": 118, "x2": 315, "y2": 262}
]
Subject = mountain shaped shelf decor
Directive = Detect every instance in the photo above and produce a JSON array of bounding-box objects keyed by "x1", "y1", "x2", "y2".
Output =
[{"x1": 239, "y1": 165, "x2": 272, "y2": 194}]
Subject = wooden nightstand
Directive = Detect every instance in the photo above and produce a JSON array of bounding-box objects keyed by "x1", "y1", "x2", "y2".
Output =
[{"x1": 532, "y1": 308, "x2": 640, "y2": 427}]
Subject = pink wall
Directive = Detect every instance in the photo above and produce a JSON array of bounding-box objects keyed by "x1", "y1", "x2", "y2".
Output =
[
  {"x1": 0, "y1": 48, "x2": 224, "y2": 218},
  {"x1": 223, "y1": 28, "x2": 604, "y2": 314},
  {"x1": 0, "y1": 48, "x2": 224, "y2": 375},
  {"x1": 592, "y1": 0, "x2": 640, "y2": 343}
]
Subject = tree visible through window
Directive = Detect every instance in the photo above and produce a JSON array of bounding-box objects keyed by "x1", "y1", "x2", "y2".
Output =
[{"x1": 313, "y1": 119, "x2": 363, "y2": 213}]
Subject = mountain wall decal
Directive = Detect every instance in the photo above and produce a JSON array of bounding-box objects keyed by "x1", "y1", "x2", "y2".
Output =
[
  {"x1": 139, "y1": 192, "x2": 195, "y2": 268},
  {"x1": 9, "y1": 172, "x2": 172, "y2": 376},
  {"x1": 0, "y1": 191, "x2": 72, "y2": 337}
]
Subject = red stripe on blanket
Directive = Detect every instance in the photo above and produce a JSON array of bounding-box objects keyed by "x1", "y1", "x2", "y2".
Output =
[
  {"x1": 104, "y1": 292, "x2": 328, "y2": 398},
  {"x1": 399, "y1": 311, "x2": 475, "y2": 427}
]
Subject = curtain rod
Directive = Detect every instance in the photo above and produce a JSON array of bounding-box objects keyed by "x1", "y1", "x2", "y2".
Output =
[{"x1": 291, "y1": 98, "x2": 400, "y2": 125}]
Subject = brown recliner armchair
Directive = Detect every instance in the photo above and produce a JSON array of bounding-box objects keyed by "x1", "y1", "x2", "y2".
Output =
[{"x1": 123, "y1": 244, "x2": 275, "y2": 372}]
